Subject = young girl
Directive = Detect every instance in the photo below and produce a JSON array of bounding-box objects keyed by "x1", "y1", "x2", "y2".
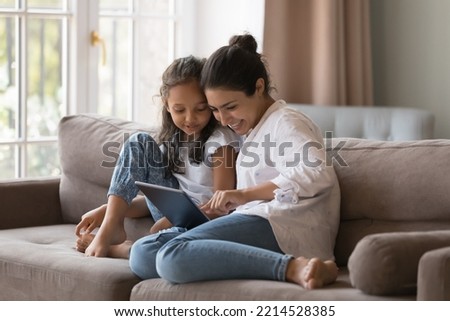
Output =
[
  {"x1": 75, "y1": 55, "x2": 241, "y2": 258},
  {"x1": 128, "y1": 35, "x2": 340, "y2": 289}
]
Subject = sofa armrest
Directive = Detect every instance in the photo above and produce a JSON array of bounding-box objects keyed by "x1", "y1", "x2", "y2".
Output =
[
  {"x1": 417, "y1": 246, "x2": 450, "y2": 300},
  {"x1": 348, "y1": 230, "x2": 450, "y2": 295},
  {"x1": 0, "y1": 177, "x2": 63, "y2": 229}
]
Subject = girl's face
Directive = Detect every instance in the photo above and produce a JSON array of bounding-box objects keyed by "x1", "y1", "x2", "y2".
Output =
[
  {"x1": 166, "y1": 81, "x2": 211, "y2": 140},
  {"x1": 205, "y1": 79, "x2": 267, "y2": 136}
]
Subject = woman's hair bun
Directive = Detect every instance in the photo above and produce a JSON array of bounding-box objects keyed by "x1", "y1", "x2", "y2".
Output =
[{"x1": 228, "y1": 34, "x2": 258, "y2": 54}]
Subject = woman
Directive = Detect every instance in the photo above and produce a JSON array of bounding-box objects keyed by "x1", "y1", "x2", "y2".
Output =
[{"x1": 129, "y1": 34, "x2": 340, "y2": 289}]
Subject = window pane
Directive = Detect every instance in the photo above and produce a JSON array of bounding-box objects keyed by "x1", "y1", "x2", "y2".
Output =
[
  {"x1": 27, "y1": 143, "x2": 60, "y2": 177},
  {"x1": 27, "y1": 18, "x2": 64, "y2": 138},
  {"x1": 100, "y1": 0, "x2": 129, "y2": 12},
  {"x1": 98, "y1": 18, "x2": 131, "y2": 119},
  {"x1": 0, "y1": 0, "x2": 15, "y2": 8},
  {"x1": 137, "y1": 0, "x2": 171, "y2": 15},
  {"x1": 0, "y1": 17, "x2": 17, "y2": 140},
  {"x1": 135, "y1": 18, "x2": 170, "y2": 126},
  {"x1": 0, "y1": 144, "x2": 16, "y2": 179},
  {"x1": 27, "y1": 0, "x2": 63, "y2": 10}
]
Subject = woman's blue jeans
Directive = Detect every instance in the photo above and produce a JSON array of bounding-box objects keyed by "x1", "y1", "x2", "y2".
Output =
[
  {"x1": 107, "y1": 132, "x2": 178, "y2": 221},
  {"x1": 129, "y1": 214, "x2": 293, "y2": 283}
]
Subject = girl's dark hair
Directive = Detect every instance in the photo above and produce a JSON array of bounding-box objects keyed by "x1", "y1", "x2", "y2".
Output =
[
  {"x1": 157, "y1": 55, "x2": 218, "y2": 174},
  {"x1": 201, "y1": 34, "x2": 271, "y2": 96}
]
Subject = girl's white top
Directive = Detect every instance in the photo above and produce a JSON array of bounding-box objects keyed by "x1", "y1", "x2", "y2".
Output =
[
  {"x1": 235, "y1": 100, "x2": 341, "y2": 260},
  {"x1": 173, "y1": 126, "x2": 241, "y2": 206}
]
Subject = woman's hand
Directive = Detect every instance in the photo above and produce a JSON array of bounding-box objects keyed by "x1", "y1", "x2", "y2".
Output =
[
  {"x1": 201, "y1": 182, "x2": 279, "y2": 217},
  {"x1": 201, "y1": 189, "x2": 247, "y2": 216}
]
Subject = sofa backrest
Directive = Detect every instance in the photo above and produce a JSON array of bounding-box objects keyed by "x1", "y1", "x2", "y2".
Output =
[
  {"x1": 58, "y1": 114, "x2": 156, "y2": 224},
  {"x1": 58, "y1": 113, "x2": 450, "y2": 266},
  {"x1": 290, "y1": 104, "x2": 435, "y2": 140},
  {"x1": 331, "y1": 138, "x2": 450, "y2": 265}
]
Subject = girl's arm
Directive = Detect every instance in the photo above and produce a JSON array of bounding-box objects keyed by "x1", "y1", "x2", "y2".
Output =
[
  {"x1": 211, "y1": 145, "x2": 238, "y2": 191},
  {"x1": 204, "y1": 145, "x2": 238, "y2": 219}
]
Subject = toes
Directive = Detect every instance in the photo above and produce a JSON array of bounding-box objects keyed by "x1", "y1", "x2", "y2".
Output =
[
  {"x1": 302, "y1": 258, "x2": 329, "y2": 289},
  {"x1": 303, "y1": 258, "x2": 318, "y2": 281}
]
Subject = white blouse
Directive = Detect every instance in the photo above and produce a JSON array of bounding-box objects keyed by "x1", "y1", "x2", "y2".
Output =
[
  {"x1": 173, "y1": 126, "x2": 241, "y2": 206},
  {"x1": 235, "y1": 100, "x2": 341, "y2": 261}
]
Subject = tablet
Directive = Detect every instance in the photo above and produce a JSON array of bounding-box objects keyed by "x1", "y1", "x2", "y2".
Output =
[{"x1": 135, "y1": 181, "x2": 209, "y2": 229}]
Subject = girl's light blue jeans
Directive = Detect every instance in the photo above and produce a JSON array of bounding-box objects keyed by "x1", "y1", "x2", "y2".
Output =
[
  {"x1": 129, "y1": 214, "x2": 293, "y2": 283},
  {"x1": 107, "y1": 132, "x2": 178, "y2": 221}
]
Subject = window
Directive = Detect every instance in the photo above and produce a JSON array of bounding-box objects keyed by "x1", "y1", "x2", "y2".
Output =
[
  {"x1": 0, "y1": 0, "x2": 180, "y2": 180},
  {"x1": 0, "y1": 0, "x2": 70, "y2": 179}
]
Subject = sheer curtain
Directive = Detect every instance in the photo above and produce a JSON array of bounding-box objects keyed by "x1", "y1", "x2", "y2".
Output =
[{"x1": 263, "y1": 0, "x2": 373, "y2": 106}]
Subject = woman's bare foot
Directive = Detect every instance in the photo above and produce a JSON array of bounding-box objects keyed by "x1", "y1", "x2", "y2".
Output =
[
  {"x1": 286, "y1": 257, "x2": 338, "y2": 289},
  {"x1": 76, "y1": 233, "x2": 95, "y2": 253}
]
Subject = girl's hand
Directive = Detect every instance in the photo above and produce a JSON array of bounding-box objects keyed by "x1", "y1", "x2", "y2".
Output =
[
  {"x1": 201, "y1": 189, "x2": 247, "y2": 216},
  {"x1": 75, "y1": 205, "x2": 107, "y2": 237}
]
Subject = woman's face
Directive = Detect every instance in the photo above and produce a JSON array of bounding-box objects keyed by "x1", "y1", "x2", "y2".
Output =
[
  {"x1": 166, "y1": 81, "x2": 211, "y2": 140},
  {"x1": 205, "y1": 80, "x2": 266, "y2": 136}
]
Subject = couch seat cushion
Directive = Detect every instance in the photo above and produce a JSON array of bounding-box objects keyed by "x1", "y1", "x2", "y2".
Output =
[
  {"x1": 0, "y1": 225, "x2": 140, "y2": 300},
  {"x1": 130, "y1": 269, "x2": 413, "y2": 301}
]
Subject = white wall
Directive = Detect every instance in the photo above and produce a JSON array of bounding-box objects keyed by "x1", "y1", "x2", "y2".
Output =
[
  {"x1": 371, "y1": 0, "x2": 450, "y2": 138},
  {"x1": 174, "y1": 0, "x2": 450, "y2": 139},
  {"x1": 178, "y1": 0, "x2": 265, "y2": 58}
]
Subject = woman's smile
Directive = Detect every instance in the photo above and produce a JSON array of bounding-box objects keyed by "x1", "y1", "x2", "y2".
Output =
[{"x1": 228, "y1": 120, "x2": 243, "y2": 132}]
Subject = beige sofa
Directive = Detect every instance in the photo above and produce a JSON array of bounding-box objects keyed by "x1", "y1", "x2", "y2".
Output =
[{"x1": 1, "y1": 105, "x2": 449, "y2": 301}]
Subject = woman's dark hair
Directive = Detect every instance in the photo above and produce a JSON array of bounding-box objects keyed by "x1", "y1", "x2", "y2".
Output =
[
  {"x1": 201, "y1": 34, "x2": 271, "y2": 96},
  {"x1": 157, "y1": 55, "x2": 218, "y2": 174}
]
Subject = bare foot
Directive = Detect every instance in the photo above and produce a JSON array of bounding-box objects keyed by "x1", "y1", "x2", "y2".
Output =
[
  {"x1": 76, "y1": 233, "x2": 95, "y2": 253},
  {"x1": 286, "y1": 257, "x2": 338, "y2": 289},
  {"x1": 84, "y1": 221, "x2": 127, "y2": 257},
  {"x1": 77, "y1": 233, "x2": 131, "y2": 259},
  {"x1": 109, "y1": 240, "x2": 133, "y2": 259},
  {"x1": 149, "y1": 217, "x2": 173, "y2": 234}
]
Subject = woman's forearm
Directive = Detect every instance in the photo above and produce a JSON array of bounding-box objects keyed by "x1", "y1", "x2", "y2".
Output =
[{"x1": 241, "y1": 181, "x2": 279, "y2": 203}]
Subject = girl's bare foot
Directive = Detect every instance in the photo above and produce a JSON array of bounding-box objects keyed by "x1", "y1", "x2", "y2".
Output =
[
  {"x1": 109, "y1": 240, "x2": 133, "y2": 259},
  {"x1": 149, "y1": 217, "x2": 173, "y2": 234},
  {"x1": 286, "y1": 257, "x2": 338, "y2": 289},
  {"x1": 77, "y1": 234, "x2": 131, "y2": 259},
  {"x1": 84, "y1": 223, "x2": 127, "y2": 257}
]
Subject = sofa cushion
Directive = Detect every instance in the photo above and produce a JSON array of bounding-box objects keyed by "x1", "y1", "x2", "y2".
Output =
[
  {"x1": 348, "y1": 230, "x2": 450, "y2": 295},
  {"x1": 330, "y1": 138, "x2": 450, "y2": 265},
  {"x1": 332, "y1": 138, "x2": 450, "y2": 222},
  {"x1": 130, "y1": 269, "x2": 413, "y2": 301},
  {"x1": 418, "y1": 246, "x2": 450, "y2": 300},
  {"x1": 0, "y1": 225, "x2": 140, "y2": 300},
  {"x1": 58, "y1": 114, "x2": 156, "y2": 224}
]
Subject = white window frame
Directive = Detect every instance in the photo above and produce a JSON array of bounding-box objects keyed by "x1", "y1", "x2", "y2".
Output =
[
  {"x1": 0, "y1": 1, "x2": 72, "y2": 178},
  {"x1": 72, "y1": 0, "x2": 182, "y2": 121},
  {"x1": 1, "y1": 0, "x2": 186, "y2": 179},
  {"x1": 69, "y1": 0, "x2": 97, "y2": 116}
]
